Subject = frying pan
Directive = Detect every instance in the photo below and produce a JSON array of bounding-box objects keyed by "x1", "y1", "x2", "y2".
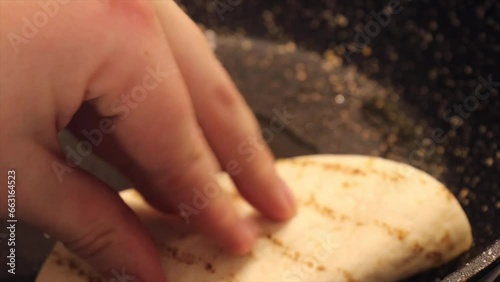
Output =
[
  {"x1": 176, "y1": 0, "x2": 499, "y2": 280},
  {"x1": 2, "y1": 0, "x2": 498, "y2": 281}
]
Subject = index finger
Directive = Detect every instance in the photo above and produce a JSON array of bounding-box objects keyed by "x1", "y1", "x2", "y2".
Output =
[
  {"x1": 153, "y1": 1, "x2": 297, "y2": 221},
  {"x1": 85, "y1": 6, "x2": 258, "y2": 254}
]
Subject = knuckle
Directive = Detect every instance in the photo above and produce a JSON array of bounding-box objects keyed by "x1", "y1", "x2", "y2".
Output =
[
  {"x1": 105, "y1": 0, "x2": 157, "y2": 27},
  {"x1": 166, "y1": 147, "x2": 206, "y2": 193},
  {"x1": 211, "y1": 79, "x2": 242, "y2": 109},
  {"x1": 63, "y1": 226, "x2": 116, "y2": 260},
  {"x1": 206, "y1": 79, "x2": 261, "y2": 136},
  {"x1": 209, "y1": 205, "x2": 237, "y2": 231},
  {"x1": 247, "y1": 154, "x2": 275, "y2": 180}
]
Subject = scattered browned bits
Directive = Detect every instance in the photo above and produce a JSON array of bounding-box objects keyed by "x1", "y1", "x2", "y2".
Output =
[
  {"x1": 322, "y1": 50, "x2": 343, "y2": 71},
  {"x1": 459, "y1": 188, "x2": 470, "y2": 199},
  {"x1": 362, "y1": 46, "x2": 372, "y2": 57},
  {"x1": 241, "y1": 39, "x2": 253, "y2": 51},
  {"x1": 459, "y1": 188, "x2": 471, "y2": 206},
  {"x1": 484, "y1": 157, "x2": 494, "y2": 167},
  {"x1": 277, "y1": 41, "x2": 297, "y2": 54},
  {"x1": 295, "y1": 63, "x2": 308, "y2": 81},
  {"x1": 335, "y1": 14, "x2": 349, "y2": 27},
  {"x1": 194, "y1": 1, "x2": 496, "y2": 235},
  {"x1": 387, "y1": 134, "x2": 398, "y2": 144}
]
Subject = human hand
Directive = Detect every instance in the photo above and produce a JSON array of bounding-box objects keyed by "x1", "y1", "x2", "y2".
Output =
[{"x1": 0, "y1": 1, "x2": 296, "y2": 281}]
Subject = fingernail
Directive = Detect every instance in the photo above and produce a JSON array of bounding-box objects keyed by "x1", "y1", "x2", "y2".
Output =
[
  {"x1": 229, "y1": 220, "x2": 257, "y2": 255},
  {"x1": 279, "y1": 180, "x2": 297, "y2": 218}
]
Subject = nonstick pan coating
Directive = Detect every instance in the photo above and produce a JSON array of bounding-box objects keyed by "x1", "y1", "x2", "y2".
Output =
[{"x1": 178, "y1": 0, "x2": 499, "y2": 280}]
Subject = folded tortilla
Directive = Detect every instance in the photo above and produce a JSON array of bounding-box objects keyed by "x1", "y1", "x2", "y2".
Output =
[{"x1": 37, "y1": 155, "x2": 473, "y2": 282}]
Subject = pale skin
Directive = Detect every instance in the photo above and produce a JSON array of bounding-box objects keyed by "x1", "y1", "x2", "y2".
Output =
[{"x1": 0, "y1": 1, "x2": 296, "y2": 281}]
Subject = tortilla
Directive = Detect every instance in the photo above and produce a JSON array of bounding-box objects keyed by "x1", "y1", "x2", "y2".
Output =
[{"x1": 37, "y1": 155, "x2": 473, "y2": 282}]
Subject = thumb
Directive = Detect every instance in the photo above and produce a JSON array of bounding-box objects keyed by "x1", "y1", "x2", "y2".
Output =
[{"x1": 2, "y1": 142, "x2": 164, "y2": 281}]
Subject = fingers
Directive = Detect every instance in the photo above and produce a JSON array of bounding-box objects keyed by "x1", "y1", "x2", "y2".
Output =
[
  {"x1": 6, "y1": 142, "x2": 163, "y2": 281},
  {"x1": 91, "y1": 27, "x2": 258, "y2": 254},
  {"x1": 152, "y1": 1, "x2": 296, "y2": 220}
]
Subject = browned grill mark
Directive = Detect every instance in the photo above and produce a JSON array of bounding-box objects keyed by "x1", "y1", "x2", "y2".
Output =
[
  {"x1": 264, "y1": 234, "x2": 302, "y2": 262},
  {"x1": 317, "y1": 265, "x2": 326, "y2": 271},
  {"x1": 160, "y1": 243, "x2": 224, "y2": 274},
  {"x1": 425, "y1": 251, "x2": 443, "y2": 262},
  {"x1": 286, "y1": 159, "x2": 412, "y2": 184},
  {"x1": 382, "y1": 171, "x2": 405, "y2": 182},
  {"x1": 374, "y1": 220, "x2": 409, "y2": 241},
  {"x1": 342, "y1": 181, "x2": 352, "y2": 189},
  {"x1": 286, "y1": 160, "x2": 367, "y2": 176},
  {"x1": 440, "y1": 231, "x2": 456, "y2": 251},
  {"x1": 266, "y1": 234, "x2": 284, "y2": 247},
  {"x1": 440, "y1": 232, "x2": 451, "y2": 244},
  {"x1": 165, "y1": 246, "x2": 178, "y2": 257},
  {"x1": 352, "y1": 168, "x2": 364, "y2": 175},
  {"x1": 303, "y1": 194, "x2": 409, "y2": 242},
  {"x1": 397, "y1": 240, "x2": 449, "y2": 269},
  {"x1": 412, "y1": 243, "x2": 424, "y2": 254},
  {"x1": 49, "y1": 251, "x2": 102, "y2": 281},
  {"x1": 293, "y1": 251, "x2": 301, "y2": 261},
  {"x1": 355, "y1": 221, "x2": 365, "y2": 226},
  {"x1": 339, "y1": 268, "x2": 359, "y2": 282},
  {"x1": 304, "y1": 194, "x2": 351, "y2": 221},
  {"x1": 163, "y1": 245, "x2": 197, "y2": 265}
]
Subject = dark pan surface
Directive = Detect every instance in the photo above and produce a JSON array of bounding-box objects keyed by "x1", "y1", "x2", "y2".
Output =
[
  {"x1": 3, "y1": 1, "x2": 497, "y2": 282},
  {"x1": 179, "y1": 0, "x2": 499, "y2": 280}
]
